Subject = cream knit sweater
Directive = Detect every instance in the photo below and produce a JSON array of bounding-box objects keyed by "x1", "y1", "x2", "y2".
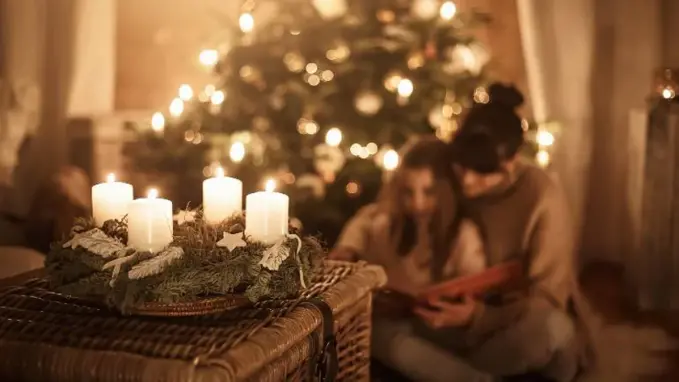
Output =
[{"x1": 335, "y1": 204, "x2": 486, "y2": 295}]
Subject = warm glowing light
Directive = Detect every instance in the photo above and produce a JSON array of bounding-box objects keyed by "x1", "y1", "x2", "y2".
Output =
[
  {"x1": 106, "y1": 173, "x2": 115, "y2": 183},
  {"x1": 230, "y1": 141, "x2": 246, "y2": 163},
  {"x1": 325, "y1": 127, "x2": 343, "y2": 147},
  {"x1": 536, "y1": 150, "x2": 550, "y2": 167},
  {"x1": 306, "y1": 63, "x2": 318, "y2": 74},
  {"x1": 199, "y1": 49, "x2": 219, "y2": 67},
  {"x1": 662, "y1": 87, "x2": 676, "y2": 100},
  {"x1": 536, "y1": 130, "x2": 555, "y2": 147},
  {"x1": 385, "y1": 73, "x2": 403, "y2": 92},
  {"x1": 366, "y1": 142, "x2": 378, "y2": 155},
  {"x1": 147, "y1": 188, "x2": 159, "y2": 199},
  {"x1": 265, "y1": 179, "x2": 276, "y2": 192},
  {"x1": 178, "y1": 84, "x2": 193, "y2": 101},
  {"x1": 151, "y1": 112, "x2": 165, "y2": 132},
  {"x1": 350, "y1": 143, "x2": 362, "y2": 156},
  {"x1": 307, "y1": 74, "x2": 321, "y2": 86},
  {"x1": 346, "y1": 181, "x2": 360, "y2": 195},
  {"x1": 211, "y1": 90, "x2": 225, "y2": 105},
  {"x1": 204, "y1": 84, "x2": 216, "y2": 96},
  {"x1": 440, "y1": 1, "x2": 457, "y2": 20},
  {"x1": 169, "y1": 98, "x2": 184, "y2": 117},
  {"x1": 383, "y1": 149, "x2": 399, "y2": 171},
  {"x1": 215, "y1": 167, "x2": 225, "y2": 178},
  {"x1": 239, "y1": 13, "x2": 255, "y2": 33},
  {"x1": 397, "y1": 78, "x2": 414, "y2": 97}
]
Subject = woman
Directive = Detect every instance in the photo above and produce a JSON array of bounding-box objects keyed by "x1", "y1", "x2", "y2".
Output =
[
  {"x1": 330, "y1": 137, "x2": 495, "y2": 381},
  {"x1": 411, "y1": 83, "x2": 578, "y2": 382},
  {"x1": 330, "y1": 136, "x2": 485, "y2": 295}
]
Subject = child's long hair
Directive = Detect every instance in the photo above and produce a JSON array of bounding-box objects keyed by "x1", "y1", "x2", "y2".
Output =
[{"x1": 376, "y1": 136, "x2": 465, "y2": 280}]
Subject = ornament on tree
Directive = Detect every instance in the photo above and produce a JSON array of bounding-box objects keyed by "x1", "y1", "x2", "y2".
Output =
[
  {"x1": 407, "y1": 51, "x2": 426, "y2": 70},
  {"x1": 326, "y1": 40, "x2": 351, "y2": 63},
  {"x1": 428, "y1": 102, "x2": 455, "y2": 128},
  {"x1": 444, "y1": 43, "x2": 489, "y2": 75},
  {"x1": 312, "y1": 0, "x2": 348, "y2": 19},
  {"x1": 411, "y1": 0, "x2": 440, "y2": 19},
  {"x1": 345, "y1": 181, "x2": 361, "y2": 196},
  {"x1": 283, "y1": 51, "x2": 306, "y2": 72},
  {"x1": 384, "y1": 71, "x2": 403, "y2": 92},
  {"x1": 354, "y1": 90, "x2": 384, "y2": 116},
  {"x1": 376, "y1": 9, "x2": 396, "y2": 23},
  {"x1": 314, "y1": 144, "x2": 346, "y2": 182},
  {"x1": 436, "y1": 119, "x2": 457, "y2": 142}
]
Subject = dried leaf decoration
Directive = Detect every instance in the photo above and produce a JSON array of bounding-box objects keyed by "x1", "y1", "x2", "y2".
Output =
[
  {"x1": 216, "y1": 232, "x2": 247, "y2": 252},
  {"x1": 128, "y1": 246, "x2": 184, "y2": 280},
  {"x1": 102, "y1": 251, "x2": 138, "y2": 284},
  {"x1": 259, "y1": 239, "x2": 290, "y2": 271},
  {"x1": 62, "y1": 228, "x2": 125, "y2": 259}
]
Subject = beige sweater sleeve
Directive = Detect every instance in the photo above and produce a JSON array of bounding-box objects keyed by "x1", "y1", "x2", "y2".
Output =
[
  {"x1": 334, "y1": 204, "x2": 379, "y2": 257},
  {"x1": 470, "y1": 183, "x2": 575, "y2": 336}
]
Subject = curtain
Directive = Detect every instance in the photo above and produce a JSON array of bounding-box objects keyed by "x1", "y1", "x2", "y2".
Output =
[
  {"x1": 516, "y1": 0, "x2": 596, "y2": 259},
  {"x1": 0, "y1": 0, "x2": 78, "y2": 217}
]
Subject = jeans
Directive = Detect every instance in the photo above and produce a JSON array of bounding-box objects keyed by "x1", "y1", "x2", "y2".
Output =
[{"x1": 372, "y1": 304, "x2": 578, "y2": 382}]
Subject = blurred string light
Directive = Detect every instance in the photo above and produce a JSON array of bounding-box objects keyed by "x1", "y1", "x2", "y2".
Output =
[
  {"x1": 210, "y1": 90, "x2": 226, "y2": 105},
  {"x1": 325, "y1": 127, "x2": 343, "y2": 147},
  {"x1": 384, "y1": 71, "x2": 403, "y2": 92},
  {"x1": 382, "y1": 149, "x2": 399, "y2": 171},
  {"x1": 439, "y1": 1, "x2": 457, "y2": 21},
  {"x1": 230, "y1": 141, "x2": 246, "y2": 163},
  {"x1": 536, "y1": 130, "x2": 555, "y2": 147},
  {"x1": 297, "y1": 118, "x2": 319, "y2": 135},
  {"x1": 151, "y1": 112, "x2": 165, "y2": 132},
  {"x1": 199, "y1": 49, "x2": 219, "y2": 67},
  {"x1": 178, "y1": 84, "x2": 193, "y2": 101},
  {"x1": 169, "y1": 98, "x2": 184, "y2": 117},
  {"x1": 536, "y1": 150, "x2": 550, "y2": 168},
  {"x1": 239, "y1": 13, "x2": 255, "y2": 33},
  {"x1": 397, "y1": 78, "x2": 414, "y2": 98},
  {"x1": 662, "y1": 87, "x2": 676, "y2": 100}
]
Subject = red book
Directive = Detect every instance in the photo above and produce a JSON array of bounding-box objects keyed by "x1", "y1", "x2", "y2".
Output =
[
  {"x1": 417, "y1": 260, "x2": 524, "y2": 303},
  {"x1": 374, "y1": 261, "x2": 524, "y2": 315}
]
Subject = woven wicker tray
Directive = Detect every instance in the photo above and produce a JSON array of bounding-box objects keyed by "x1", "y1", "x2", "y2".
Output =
[
  {"x1": 128, "y1": 295, "x2": 252, "y2": 316},
  {"x1": 0, "y1": 260, "x2": 386, "y2": 382}
]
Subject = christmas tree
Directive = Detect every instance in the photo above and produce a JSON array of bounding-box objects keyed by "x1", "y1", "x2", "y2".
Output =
[{"x1": 124, "y1": 0, "x2": 553, "y2": 245}]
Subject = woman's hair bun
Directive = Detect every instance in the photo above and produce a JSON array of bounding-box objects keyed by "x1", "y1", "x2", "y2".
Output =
[{"x1": 488, "y1": 83, "x2": 524, "y2": 109}]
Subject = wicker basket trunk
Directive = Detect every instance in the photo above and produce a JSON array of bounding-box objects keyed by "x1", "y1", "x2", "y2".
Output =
[{"x1": 0, "y1": 261, "x2": 386, "y2": 382}]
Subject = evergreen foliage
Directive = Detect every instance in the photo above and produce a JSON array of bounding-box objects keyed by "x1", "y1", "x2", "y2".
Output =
[{"x1": 46, "y1": 214, "x2": 324, "y2": 314}]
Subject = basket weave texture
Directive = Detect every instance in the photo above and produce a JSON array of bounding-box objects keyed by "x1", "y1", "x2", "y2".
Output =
[{"x1": 0, "y1": 260, "x2": 386, "y2": 382}]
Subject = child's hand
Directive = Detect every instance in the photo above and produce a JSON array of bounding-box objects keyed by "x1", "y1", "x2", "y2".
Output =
[{"x1": 414, "y1": 294, "x2": 476, "y2": 329}]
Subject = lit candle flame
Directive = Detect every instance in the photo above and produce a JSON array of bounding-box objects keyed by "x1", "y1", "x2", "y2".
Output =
[
  {"x1": 106, "y1": 173, "x2": 116, "y2": 183},
  {"x1": 148, "y1": 188, "x2": 159, "y2": 199},
  {"x1": 215, "y1": 167, "x2": 225, "y2": 178},
  {"x1": 265, "y1": 179, "x2": 276, "y2": 192}
]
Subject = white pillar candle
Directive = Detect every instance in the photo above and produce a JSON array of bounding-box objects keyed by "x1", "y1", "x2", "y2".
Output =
[
  {"x1": 245, "y1": 179, "x2": 289, "y2": 244},
  {"x1": 91, "y1": 173, "x2": 134, "y2": 226},
  {"x1": 127, "y1": 188, "x2": 173, "y2": 253},
  {"x1": 203, "y1": 167, "x2": 243, "y2": 224}
]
